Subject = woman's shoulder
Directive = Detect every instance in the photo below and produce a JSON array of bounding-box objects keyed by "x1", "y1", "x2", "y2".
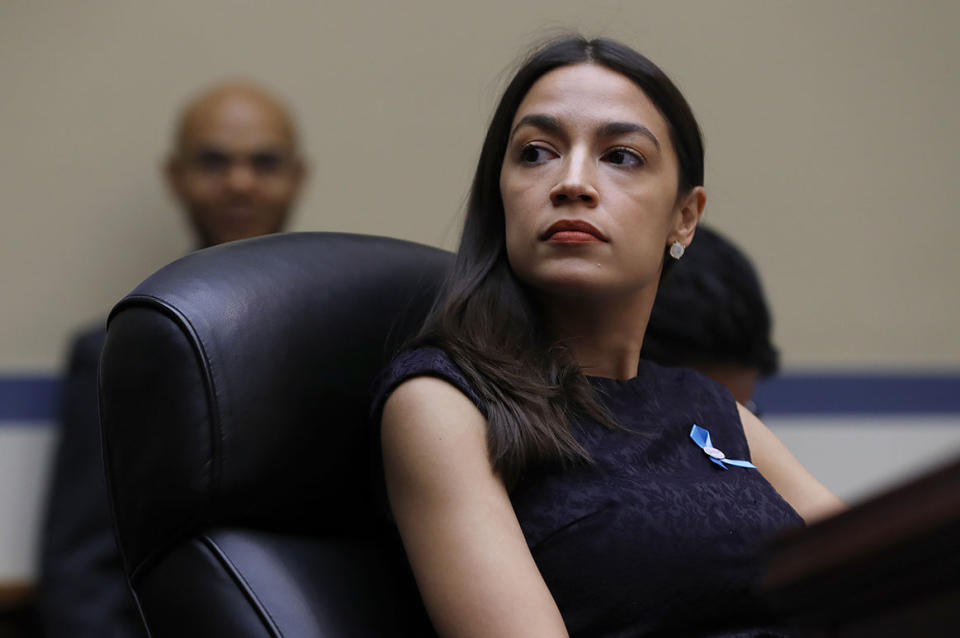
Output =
[{"x1": 370, "y1": 346, "x2": 486, "y2": 422}]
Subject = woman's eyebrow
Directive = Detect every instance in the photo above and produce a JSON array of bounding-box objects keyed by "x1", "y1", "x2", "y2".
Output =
[
  {"x1": 510, "y1": 113, "x2": 562, "y2": 140},
  {"x1": 510, "y1": 115, "x2": 661, "y2": 151},
  {"x1": 596, "y1": 121, "x2": 660, "y2": 151}
]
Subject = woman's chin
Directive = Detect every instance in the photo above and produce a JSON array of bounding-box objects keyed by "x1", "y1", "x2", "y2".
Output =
[{"x1": 525, "y1": 271, "x2": 636, "y2": 302}]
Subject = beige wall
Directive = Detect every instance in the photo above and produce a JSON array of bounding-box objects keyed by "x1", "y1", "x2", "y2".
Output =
[{"x1": 2, "y1": 0, "x2": 958, "y2": 371}]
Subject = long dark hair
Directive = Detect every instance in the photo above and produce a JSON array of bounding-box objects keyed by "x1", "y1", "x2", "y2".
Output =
[{"x1": 414, "y1": 35, "x2": 705, "y2": 486}]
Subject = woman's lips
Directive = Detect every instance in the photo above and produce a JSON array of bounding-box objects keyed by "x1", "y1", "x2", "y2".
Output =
[
  {"x1": 548, "y1": 230, "x2": 603, "y2": 243},
  {"x1": 541, "y1": 220, "x2": 608, "y2": 243}
]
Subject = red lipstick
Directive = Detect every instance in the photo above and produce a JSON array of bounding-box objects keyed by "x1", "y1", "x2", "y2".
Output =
[{"x1": 541, "y1": 220, "x2": 608, "y2": 243}]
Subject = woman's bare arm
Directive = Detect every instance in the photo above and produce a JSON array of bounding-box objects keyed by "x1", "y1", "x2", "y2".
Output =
[
  {"x1": 381, "y1": 376, "x2": 568, "y2": 638},
  {"x1": 738, "y1": 403, "x2": 847, "y2": 524}
]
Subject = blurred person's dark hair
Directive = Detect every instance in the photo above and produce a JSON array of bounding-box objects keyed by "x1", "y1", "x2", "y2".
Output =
[{"x1": 641, "y1": 225, "x2": 778, "y2": 403}]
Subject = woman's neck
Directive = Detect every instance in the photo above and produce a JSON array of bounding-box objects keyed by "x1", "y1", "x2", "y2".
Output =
[{"x1": 541, "y1": 289, "x2": 656, "y2": 380}]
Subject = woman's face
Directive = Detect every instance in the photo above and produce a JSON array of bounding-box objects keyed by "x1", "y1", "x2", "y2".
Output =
[{"x1": 500, "y1": 63, "x2": 703, "y2": 301}]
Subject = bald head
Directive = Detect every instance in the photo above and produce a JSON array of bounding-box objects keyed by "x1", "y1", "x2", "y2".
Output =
[
  {"x1": 167, "y1": 81, "x2": 305, "y2": 247},
  {"x1": 174, "y1": 82, "x2": 299, "y2": 153}
]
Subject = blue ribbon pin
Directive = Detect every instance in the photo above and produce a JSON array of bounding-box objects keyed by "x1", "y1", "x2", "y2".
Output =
[{"x1": 689, "y1": 424, "x2": 756, "y2": 470}]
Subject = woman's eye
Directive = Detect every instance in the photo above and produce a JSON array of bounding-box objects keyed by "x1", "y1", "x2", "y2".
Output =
[
  {"x1": 519, "y1": 145, "x2": 552, "y2": 165},
  {"x1": 604, "y1": 148, "x2": 644, "y2": 168}
]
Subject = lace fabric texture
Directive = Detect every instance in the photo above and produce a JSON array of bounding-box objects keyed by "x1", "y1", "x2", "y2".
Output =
[{"x1": 372, "y1": 347, "x2": 803, "y2": 637}]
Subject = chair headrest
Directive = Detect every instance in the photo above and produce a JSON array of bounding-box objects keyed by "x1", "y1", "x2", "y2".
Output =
[{"x1": 100, "y1": 232, "x2": 452, "y2": 577}]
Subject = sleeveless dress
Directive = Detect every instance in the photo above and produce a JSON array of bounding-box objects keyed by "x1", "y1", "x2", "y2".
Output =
[{"x1": 371, "y1": 347, "x2": 803, "y2": 637}]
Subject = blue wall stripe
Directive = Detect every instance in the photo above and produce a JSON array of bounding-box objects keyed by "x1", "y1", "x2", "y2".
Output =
[
  {"x1": 754, "y1": 373, "x2": 960, "y2": 416},
  {"x1": 1, "y1": 372, "x2": 959, "y2": 423},
  {"x1": 0, "y1": 377, "x2": 61, "y2": 421}
]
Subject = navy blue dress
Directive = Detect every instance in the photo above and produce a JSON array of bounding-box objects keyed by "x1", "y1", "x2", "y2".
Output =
[{"x1": 372, "y1": 347, "x2": 803, "y2": 637}]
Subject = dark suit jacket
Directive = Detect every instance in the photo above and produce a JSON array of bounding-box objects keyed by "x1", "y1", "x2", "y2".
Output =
[{"x1": 37, "y1": 325, "x2": 145, "y2": 638}]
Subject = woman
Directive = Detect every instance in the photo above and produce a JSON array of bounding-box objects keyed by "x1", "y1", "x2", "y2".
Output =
[{"x1": 373, "y1": 36, "x2": 843, "y2": 637}]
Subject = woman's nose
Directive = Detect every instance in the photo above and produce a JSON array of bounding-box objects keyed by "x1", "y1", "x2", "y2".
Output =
[{"x1": 549, "y1": 152, "x2": 599, "y2": 207}]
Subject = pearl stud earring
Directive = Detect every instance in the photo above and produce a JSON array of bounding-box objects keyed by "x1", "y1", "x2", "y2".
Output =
[{"x1": 669, "y1": 241, "x2": 685, "y2": 260}]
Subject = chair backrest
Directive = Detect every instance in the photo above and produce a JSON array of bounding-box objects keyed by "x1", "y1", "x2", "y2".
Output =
[{"x1": 99, "y1": 232, "x2": 451, "y2": 636}]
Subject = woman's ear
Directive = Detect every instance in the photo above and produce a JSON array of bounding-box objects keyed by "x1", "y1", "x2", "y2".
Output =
[{"x1": 670, "y1": 186, "x2": 706, "y2": 247}]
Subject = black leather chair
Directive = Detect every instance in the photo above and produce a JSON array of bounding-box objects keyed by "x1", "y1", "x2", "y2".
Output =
[{"x1": 99, "y1": 232, "x2": 451, "y2": 636}]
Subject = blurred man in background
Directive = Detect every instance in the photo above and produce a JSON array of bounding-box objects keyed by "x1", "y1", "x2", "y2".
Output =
[
  {"x1": 38, "y1": 81, "x2": 305, "y2": 638},
  {"x1": 641, "y1": 224, "x2": 778, "y2": 410},
  {"x1": 166, "y1": 81, "x2": 306, "y2": 248}
]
